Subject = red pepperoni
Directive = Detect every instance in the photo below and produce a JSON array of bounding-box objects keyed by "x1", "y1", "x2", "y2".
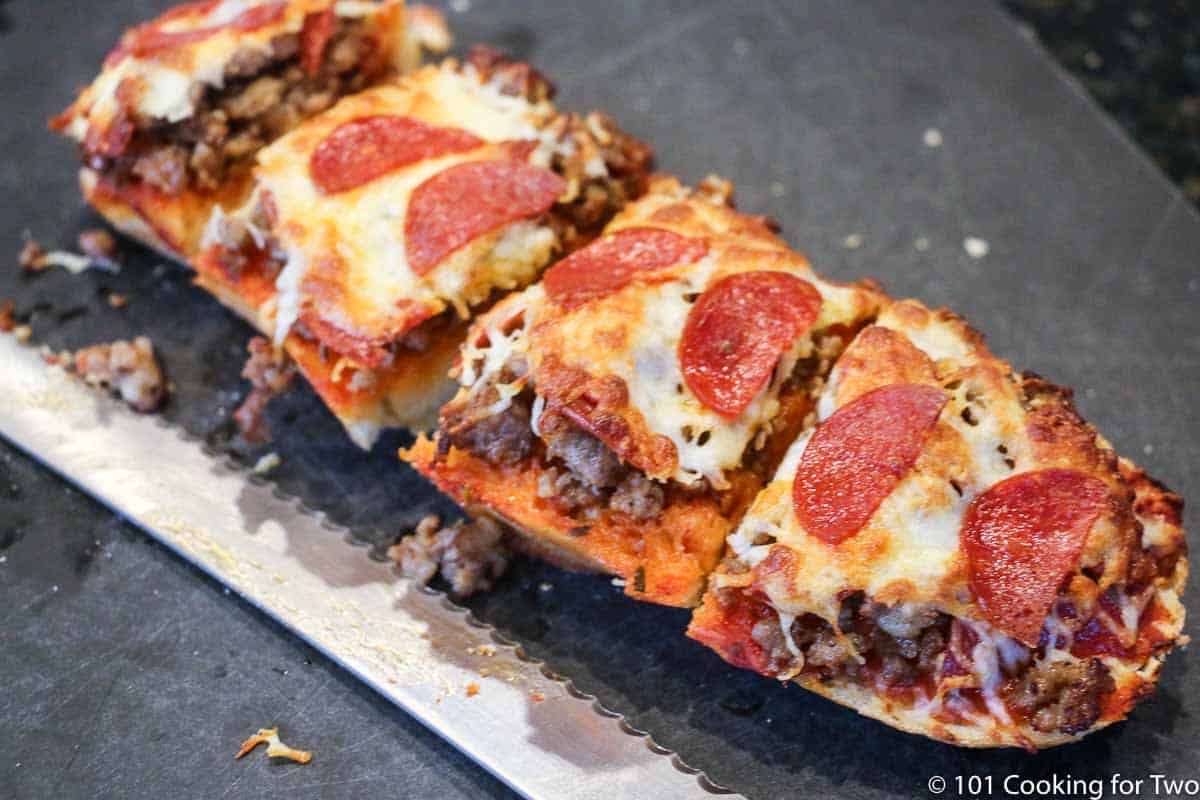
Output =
[
  {"x1": 299, "y1": 7, "x2": 337, "y2": 75},
  {"x1": 106, "y1": 1, "x2": 286, "y2": 66},
  {"x1": 961, "y1": 469, "x2": 1109, "y2": 646},
  {"x1": 309, "y1": 115, "x2": 484, "y2": 195},
  {"x1": 405, "y1": 159, "x2": 565, "y2": 276},
  {"x1": 793, "y1": 383, "x2": 947, "y2": 545},
  {"x1": 543, "y1": 227, "x2": 708, "y2": 310},
  {"x1": 680, "y1": 271, "x2": 822, "y2": 418}
]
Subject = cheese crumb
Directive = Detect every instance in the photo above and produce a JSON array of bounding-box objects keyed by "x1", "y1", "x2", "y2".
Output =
[
  {"x1": 253, "y1": 452, "x2": 282, "y2": 475},
  {"x1": 466, "y1": 683, "x2": 480, "y2": 697},
  {"x1": 235, "y1": 728, "x2": 312, "y2": 764},
  {"x1": 842, "y1": 233, "x2": 864, "y2": 249},
  {"x1": 923, "y1": 128, "x2": 943, "y2": 148},
  {"x1": 914, "y1": 237, "x2": 930, "y2": 252},
  {"x1": 530, "y1": 691, "x2": 545, "y2": 703},
  {"x1": 963, "y1": 237, "x2": 990, "y2": 259}
]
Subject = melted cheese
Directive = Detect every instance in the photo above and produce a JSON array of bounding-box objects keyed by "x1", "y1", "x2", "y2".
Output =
[
  {"x1": 260, "y1": 70, "x2": 559, "y2": 347},
  {"x1": 533, "y1": 254, "x2": 870, "y2": 487}
]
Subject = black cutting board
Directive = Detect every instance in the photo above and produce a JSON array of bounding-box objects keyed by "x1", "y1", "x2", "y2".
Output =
[{"x1": 2, "y1": 2, "x2": 1197, "y2": 798}]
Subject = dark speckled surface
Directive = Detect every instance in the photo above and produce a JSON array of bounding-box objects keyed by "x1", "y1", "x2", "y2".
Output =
[{"x1": 2, "y1": 2, "x2": 1198, "y2": 799}]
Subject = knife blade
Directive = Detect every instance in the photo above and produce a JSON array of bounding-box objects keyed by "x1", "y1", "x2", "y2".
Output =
[{"x1": 0, "y1": 335, "x2": 738, "y2": 800}]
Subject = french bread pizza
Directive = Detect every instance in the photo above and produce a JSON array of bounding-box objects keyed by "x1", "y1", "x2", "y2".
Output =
[
  {"x1": 404, "y1": 176, "x2": 885, "y2": 606},
  {"x1": 194, "y1": 47, "x2": 651, "y2": 445},
  {"x1": 51, "y1": 0, "x2": 449, "y2": 261},
  {"x1": 687, "y1": 300, "x2": 1188, "y2": 749},
  {"x1": 46, "y1": 1, "x2": 1187, "y2": 753}
]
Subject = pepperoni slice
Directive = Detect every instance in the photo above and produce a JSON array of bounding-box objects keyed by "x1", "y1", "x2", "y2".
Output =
[
  {"x1": 793, "y1": 383, "x2": 947, "y2": 545},
  {"x1": 680, "y1": 271, "x2": 822, "y2": 418},
  {"x1": 106, "y1": 1, "x2": 287, "y2": 65},
  {"x1": 405, "y1": 160, "x2": 565, "y2": 276},
  {"x1": 309, "y1": 116, "x2": 484, "y2": 195},
  {"x1": 543, "y1": 227, "x2": 708, "y2": 310},
  {"x1": 962, "y1": 469, "x2": 1109, "y2": 646},
  {"x1": 299, "y1": 7, "x2": 337, "y2": 76}
]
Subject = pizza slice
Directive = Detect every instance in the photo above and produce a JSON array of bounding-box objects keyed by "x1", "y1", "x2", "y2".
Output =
[
  {"x1": 51, "y1": 0, "x2": 449, "y2": 261},
  {"x1": 404, "y1": 176, "x2": 886, "y2": 606},
  {"x1": 688, "y1": 299, "x2": 1188, "y2": 748},
  {"x1": 194, "y1": 48, "x2": 653, "y2": 445}
]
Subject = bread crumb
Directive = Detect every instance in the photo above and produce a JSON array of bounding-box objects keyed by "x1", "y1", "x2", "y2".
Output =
[
  {"x1": 963, "y1": 237, "x2": 990, "y2": 259},
  {"x1": 466, "y1": 683, "x2": 480, "y2": 697},
  {"x1": 842, "y1": 233, "x2": 863, "y2": 250},
  {"x1": 467, "y1": 644, "x2": 497, "y2": 657},
  {"x1": 923, "y1": 128, "x2": 943, "y2": 148},
  {"x1": 235, "y1": 727, "x2": 312, "y2": 764},
  {"x1": 13, "y1": 325, "x2": 32, "y2": 344}
]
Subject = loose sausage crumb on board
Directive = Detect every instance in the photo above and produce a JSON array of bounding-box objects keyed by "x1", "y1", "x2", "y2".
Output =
[
  {"x1": 74, "y1": 336, "x2": 167, "y2": 412},
  {"x1": 234, "y1": 727, "x2": 312, "y2": 765},
  {"x1": 234, "y1": 336, "x2": 296, "y2": 443},
  {"x1": 388, "y1": 514, "x2": 510, "y2": 597}
]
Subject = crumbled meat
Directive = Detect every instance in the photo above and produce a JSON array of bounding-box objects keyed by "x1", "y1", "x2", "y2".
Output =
[
  {"x1": 18, "y1": 236, "x2": 47, "y2": 272},
  {"x1": 0, "y1": 300, "x2": 15, "y2": 332},
  {"x1": 224, "y1": 45, "x2": 272, "y2": 79},
  {"x1": 233, "y1": 336, "x2": 296, "y2": 443},
  {"x1": 752, "y1": 595, "x2": 951, "y2": 687},
  {"x1": 442, "y1": 388, "x2": 534, "y2": 466},
  {"x1": 465, "y1": 45, "x2": 556, "y2": 102},
  {"x1": 1006, "y1": 658, "x2": 1114, "y2": 734},
  {"x1": 91, "y1": 20, "x2": 381, "y2": 196},
  {"x1": 77, "y1": 228, "x2": 117, "y2": 261},
  {"x1": 224, "y1": 76, "x2": 286, "y2": 120},
  {"x1": 871, "y1": 602, "x2": 941, "y2": 640},
  {"x1": 541, "y1": 111, "x2": 653, "y2": 247},
  {"x1": 536, "y1": 466, "x2": 604, "y2": 514},
  {"x1": 609, "y1": 473, "x2": 664, "y2": 520},
  {"x1": 73, "y1": 336, "x2": 166, "y2": 412},
  {"x1": 388, "y1": 515, "x2": 510, "y2": 597},
  {"x1": 543, "y1": 425, "x2": 625, "y2": 489},
  {"x1": 131, "y1": 145, "x2": 189, "y2": 194},
  {"x1": 107, "y1": 292, "x2": 128, "y2": 308}
]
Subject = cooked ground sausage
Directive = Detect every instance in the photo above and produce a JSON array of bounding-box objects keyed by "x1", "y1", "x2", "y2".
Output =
[
  {"x1": 92, "y1": 19, "x2": 378, "y2": 196},
  {"x1": 1007, "y1": 657, "x2": 1114, "y2": 734}
]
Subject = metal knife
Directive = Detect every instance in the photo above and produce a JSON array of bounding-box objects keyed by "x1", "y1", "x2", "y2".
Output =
[{"x1": 0, "y1": 335, "x2": 738, "y2": 800}]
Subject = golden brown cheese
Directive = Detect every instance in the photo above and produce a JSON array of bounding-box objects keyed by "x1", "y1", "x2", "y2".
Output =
[{"x1": 260, "y1": 65, "x2": 562, "y2": 355}]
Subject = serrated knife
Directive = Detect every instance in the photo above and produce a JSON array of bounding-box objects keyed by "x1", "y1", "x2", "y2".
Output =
[{"x1": 0, "y1": 335, "x2": 738, "y2": 800}]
